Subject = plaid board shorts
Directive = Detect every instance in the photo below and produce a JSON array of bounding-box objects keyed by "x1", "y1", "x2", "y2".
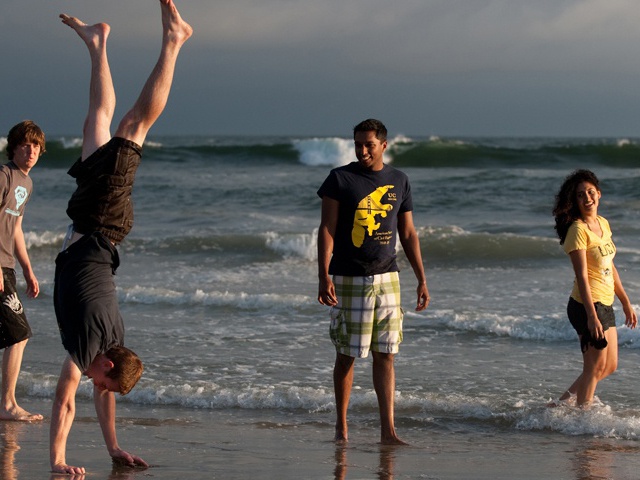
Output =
[{"x1": 329, "y1": 272, "x2": 403, "y2": 358}]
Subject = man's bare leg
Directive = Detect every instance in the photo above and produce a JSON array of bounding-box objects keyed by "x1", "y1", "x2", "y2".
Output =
[
  {"x1": 59, "y1": 14, "x2": 115, "y2": 161},
  {"x1": 0, "y1": 340, "x2": 42, "y2": 421},
  {"x1": 333, "y1": 353, "x2": 355, "y2": 442},
  {"x1": 372, "y1": 352, "x2": 407, "y2": 445},
  {"x1": 115, "y1": 0, "x2": 193, "y2": 147}
]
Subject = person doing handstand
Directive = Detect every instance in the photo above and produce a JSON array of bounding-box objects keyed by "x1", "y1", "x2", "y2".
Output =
[{"x1": 50, "y1": 1, "x2": 192, "y2": 474}]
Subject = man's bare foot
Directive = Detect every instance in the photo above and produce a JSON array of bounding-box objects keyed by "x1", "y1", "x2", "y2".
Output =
[
  {"x1": 59, "y1": 14, "x2": 110, "y2": 51},
  {"x1": 334, "y1": 427, "x2": 348, "y2": 443},
  {"x1": 160, "y1": 0, "x2": 193, "y2": 46},
  {"x1": 0, "y1": 405, "x2": 43, "y2": 422},
  {"x1": 380, "y1": 435, "x2": 409, "y2": 446}
]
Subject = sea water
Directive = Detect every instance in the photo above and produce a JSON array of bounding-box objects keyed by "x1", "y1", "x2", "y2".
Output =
[{"x1": 6, "y1": 135, "x2": 640, "y2": 443}]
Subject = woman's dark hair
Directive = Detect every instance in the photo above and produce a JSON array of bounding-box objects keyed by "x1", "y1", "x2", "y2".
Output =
[{"x1": 553, "y1": 169, "x2": 600, "y2": 244}]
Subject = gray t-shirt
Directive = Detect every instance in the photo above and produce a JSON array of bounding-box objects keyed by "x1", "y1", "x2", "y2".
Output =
[{"x1": 0, "y1": 162, "x2": 32, "y2": 269}]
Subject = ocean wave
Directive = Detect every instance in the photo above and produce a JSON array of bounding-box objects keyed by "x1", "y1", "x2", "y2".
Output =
[
  {"x1": 119, "y1": 285, "x2": 309, "y2": 310},
  {"x1": 22, "y1": 224, "x2": 563, "y2": 269},
  {"x1": 27, "y1": 373, "x2": 640, "y2": 440},
  {"x1": 126, "y1": 227, "x2": 562, "y2": 265},
  {"x1": 420, "y1": 226, "x2": 562, "y2": 265},
  {"x1": 413, "y1": 306, "x2": 640, "y2": 344},
  {"x1": 34, "y1": 135, "x2": 640, "y2": 169},
  {"x1": 263, "y1": 230, "x2": 316, "y2": 261},
  {"x1": 292, "y1": 135, "x2": 411, "y2": 167},
  {"x1": 24, "y1": 230, "x2": 65, "y2": 249}
]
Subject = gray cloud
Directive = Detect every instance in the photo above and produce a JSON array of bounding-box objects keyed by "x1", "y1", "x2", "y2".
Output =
[{"x1": 2, "y1": 0, "x2": 640, "y2": 137}]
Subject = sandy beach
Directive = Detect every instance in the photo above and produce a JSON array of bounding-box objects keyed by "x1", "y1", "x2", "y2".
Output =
[{"x1": 2, "y1": 396, "x2": 639, "y2": 479}]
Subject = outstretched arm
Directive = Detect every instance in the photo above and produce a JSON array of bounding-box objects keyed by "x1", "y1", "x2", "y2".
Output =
[
  {"x1": 317, "y1": 196, "x2": 338, "y2": 307},
  {"x1": 398, "y1": 211, "x2": 430, "y2": 311},
  {"x1": 14, "y1": 215, "x2": 39, "y2": 298},
  {"x1": 94, "y1": 387, "x2": 148, "y2": 468},
  {"x1": 50, "y1": 357, "x2": 84, "y2": 474}
]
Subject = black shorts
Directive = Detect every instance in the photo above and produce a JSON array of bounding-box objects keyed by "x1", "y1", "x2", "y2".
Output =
[
  {"x1": 0, "y1": 268, "x2": 32, "y2": 349},
  {"x1": 567, "y1": 297, "x2": 615, "y2": 353}
]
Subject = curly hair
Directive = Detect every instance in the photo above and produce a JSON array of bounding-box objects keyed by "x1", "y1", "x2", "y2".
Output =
[{"x1": 552, "y1": 169, "x2": 600, "y2": 244}]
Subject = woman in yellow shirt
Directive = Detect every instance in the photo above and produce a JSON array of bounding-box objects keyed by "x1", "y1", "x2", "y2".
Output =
[{"x1": 552, "y1": 169, "x2": 637, "y2": 407}]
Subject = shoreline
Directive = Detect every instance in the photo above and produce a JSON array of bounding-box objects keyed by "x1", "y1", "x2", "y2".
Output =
[{"x1": 5, "y1": 397, "x2": 640, "y2": 479}]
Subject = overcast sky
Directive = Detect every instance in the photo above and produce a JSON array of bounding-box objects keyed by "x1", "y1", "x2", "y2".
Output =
[{"x1": 3, "y1": 0, "x2": 640, "y2": 138}]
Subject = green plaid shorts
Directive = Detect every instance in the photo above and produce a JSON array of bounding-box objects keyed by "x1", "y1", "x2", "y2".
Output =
[{"x1": 329, "y1": 272, "x2": 403, "y2": 358}]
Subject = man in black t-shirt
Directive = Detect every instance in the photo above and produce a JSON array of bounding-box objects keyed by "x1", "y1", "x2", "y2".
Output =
[{"x1": 317, "y1": 118, "x2": 430, "y2": 445}]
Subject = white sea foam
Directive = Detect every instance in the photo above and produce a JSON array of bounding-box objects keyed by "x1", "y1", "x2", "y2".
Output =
[
  {"x1": 24, "y1": 230, "x2": 65, "y2": 248},
  {"x1": 59, "y1": 137, "x2": 83, "y2": 149},
  {"x1": 263, "y1": 230, "x2": 316, "y2": 261},
  {"x1": 293, "y1": 137, "x2": 354, "y2": 167},
  {"x1": 119, "y1": 285, "x2": 309, "y2": 309},
  {"x1": 293, "y1": 135, "x2": 410, "y2": 167}
]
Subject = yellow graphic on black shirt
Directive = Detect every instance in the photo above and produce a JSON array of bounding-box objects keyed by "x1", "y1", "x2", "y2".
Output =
[{"x1": 352, "y1": 185, "x2": 394, "y2": 247}]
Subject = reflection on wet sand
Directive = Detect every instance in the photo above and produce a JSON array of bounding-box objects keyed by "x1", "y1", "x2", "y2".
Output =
[
  {"x1": 0, "y1": 422, "x2": 25, "y2": 480},
  {"x1": 572, "y1": 439, "x2": 640, "y2": 480},
  {"x1": 334, "y1": 443, "x2": 398, "y2": 480}
]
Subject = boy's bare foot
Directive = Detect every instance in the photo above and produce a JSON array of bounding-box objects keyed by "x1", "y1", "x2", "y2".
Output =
[
  {"x1": 0, "y1": 405, "x2": 43, "y2": 422},
  {"x1": 160, "y1": 0, "x2": 193, "y2": 46},
  {"x1": 59, "y1": 14, "x2": 110, "y2": 50}
]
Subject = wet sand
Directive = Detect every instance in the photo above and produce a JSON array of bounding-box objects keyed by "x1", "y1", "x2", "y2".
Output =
[{"x1": 4, "y1": 397, "x2": 640, "y2": 479}]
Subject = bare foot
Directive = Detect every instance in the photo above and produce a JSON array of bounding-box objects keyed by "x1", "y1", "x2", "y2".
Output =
[
  {"x1": 160, "y1": 0, "x2": 193, "y2": 46},
  {"x1": 380, "y1": 435, "x2": 409, "y2": 446},
  {"x1": 0, "y1": 405, "x2": 43, "y2": 422},
  {"x1": 59, "y1": 13, "x2": 110, "y2": 51},
  {"x1": 334, "y1": 427, "x2": 348, "y2": 443}
]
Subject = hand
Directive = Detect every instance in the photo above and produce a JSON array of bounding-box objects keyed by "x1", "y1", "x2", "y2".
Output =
[
  {"x1": 588, "y1": 318, "x2": 604, "y2": 340},
  {"x1": 416, "y1": 282, "x2": 430, "y2": 311},
  {"x1": 110, "y1": 448, "x2": 149, "y2": 469},
  {"x1": 51, "y1": 463, "x2": 86, "y2": 475},
  {"x1": 318, "y1": 276, "x2": 338, "y2": 306},
  {"x1": 24, "y1": 271, "x2": 39, "y2": 298},
  {"x1": 624, "y1": 305, "x2": 638, "y2": 330}
]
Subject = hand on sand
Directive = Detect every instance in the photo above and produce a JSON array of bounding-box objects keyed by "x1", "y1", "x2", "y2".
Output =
[
  {"x1": 111, "y1": 448, "x2": 149, "y2": 469},
  {"x1": 50, "y1": 463, "x2": 85, "y2": 475}
]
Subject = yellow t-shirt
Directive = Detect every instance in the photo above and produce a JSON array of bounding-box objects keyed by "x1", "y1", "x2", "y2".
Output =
[{"x1": 563, "y1": 216, "x2": 616, "y2": 305}]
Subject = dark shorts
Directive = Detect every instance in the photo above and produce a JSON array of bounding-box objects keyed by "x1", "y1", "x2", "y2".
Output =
[
  {"x1": 0, "y1": 268, "x2": 32, "y2": 349},
  {"x1": 66, "y1": 136, "x2": 142, "y2": 245},
  {"x1": 567, "y1": 297, "x2": 616, "y2": 353}
]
